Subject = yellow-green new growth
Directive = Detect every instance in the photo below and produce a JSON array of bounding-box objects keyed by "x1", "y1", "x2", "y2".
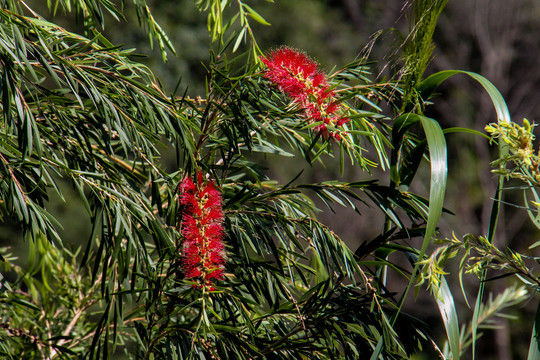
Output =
[{"x1": 485, "y1": 119, "x2": 540, "y2": 185}]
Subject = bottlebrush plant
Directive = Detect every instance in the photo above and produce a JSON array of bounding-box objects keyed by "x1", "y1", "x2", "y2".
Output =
[{"x1": 0, "y1": 1, "x2": 537, "y2": 360}]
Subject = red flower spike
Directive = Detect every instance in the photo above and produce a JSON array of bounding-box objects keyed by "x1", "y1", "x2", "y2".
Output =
[
  {"x1": 178, "y1": 173, "x2": 226, "y2": 290},
  {"x1": 261, "y1": 47, "x2": 323, "y2": 99},
  {"x1": 261, "y1": 47, "x2": 350, "y2": 141}
]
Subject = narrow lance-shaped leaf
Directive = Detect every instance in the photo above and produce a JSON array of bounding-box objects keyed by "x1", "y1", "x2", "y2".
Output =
[
  {"x1": 372, "y1": 113, "x2": 449, "y2": 359},
  {"x1": 528, "y1": 299, "x2": 540, "y2": 360},
  {"x1": 436, "y1": 276, "x2": 461, "y2": 360}
]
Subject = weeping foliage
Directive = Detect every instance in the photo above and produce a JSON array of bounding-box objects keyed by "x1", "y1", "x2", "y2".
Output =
[{"x1": 0, "y1": 1, "x2": 532, "y2": 359}]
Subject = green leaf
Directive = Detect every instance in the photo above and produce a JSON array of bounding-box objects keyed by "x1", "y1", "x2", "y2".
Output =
[
  {"x1": 374, "y1": 113, "x2": 448, "y2": 359},
  {"x1": 435, "y1": 277, "x2": 460, "y2": 360},
  {"x1": 471, "y1": 274, "x2": 486, "y2": 360},
  {"x1": 243, "y1": 4, "x2": 270, "y2": 25},
  {"x1": 418, "y1": 70, "x2": 510, "y2": 124},
  {"x1": 393, "y1": 113, "x2": 448, "y2": 259},
  {"x1": 233, "y1": 27, "x2": 247, "y2": 52},
  {"x1": 525, "y1": 186, "x2": 540, "y2": 232},
  {"x1": 417, "y1": 114, "x2": 447, "y2": 251},
  {"x1": 243, "y1": 142, "x2": 294, "y2": 157},
  {"x1": 528, "y1": 299, "x2": 540, "y2": 360}
]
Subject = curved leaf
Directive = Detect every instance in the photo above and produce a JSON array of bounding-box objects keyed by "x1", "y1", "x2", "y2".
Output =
[
  {"x1": 419, "y1": 70, "x2": 510, "y2": 124},
  {"x1": 391, "y1": 113, "x2": 448, "y2": 259}
]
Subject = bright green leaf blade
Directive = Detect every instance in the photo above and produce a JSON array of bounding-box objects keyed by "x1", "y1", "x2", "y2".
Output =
[
  {"x1": 471, "y1": 273, "x2": 486, "y2": 360},
  {"x1": 436, "y1": 276, "x2": 461, "y2": 360},
  {"x1": 376, "y1": 114, "x2": 448, "y2": 360},
  {"x1": 528, "y1": 299, "x2": 540, "y2": 360},
  {"x1": 410, "y1": 114, "x2": 447, "y2": 258},
  {"x1": 419, "y1": 70, "x2": 510, "y2": 124},
  {"x1": 443, "y1": 127, "x2": 490, "y2": 139}
]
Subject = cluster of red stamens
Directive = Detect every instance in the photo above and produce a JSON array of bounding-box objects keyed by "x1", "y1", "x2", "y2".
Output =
[
  {"x1": 261, "y1": 46, "x2": 349, "y2": 140},
  {"x1": 179, "y1": 172, "x2": 225, "y2": 290}
]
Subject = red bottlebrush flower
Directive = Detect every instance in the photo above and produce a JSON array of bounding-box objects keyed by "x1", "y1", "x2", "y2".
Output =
[
  {"x1": 261, "y1": 46, "x2": 350, "y2": 141},
  {"x1": 261, "y1": 47, "x2": 325, "y2": 100},
  {"x1": 179, "y1": 172, "x2": 226, "y2": 290}
]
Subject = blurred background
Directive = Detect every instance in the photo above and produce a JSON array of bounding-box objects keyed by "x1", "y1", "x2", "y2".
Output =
[{"x1": 7, "y1": 0, "x2": 540, "y2": 358}]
